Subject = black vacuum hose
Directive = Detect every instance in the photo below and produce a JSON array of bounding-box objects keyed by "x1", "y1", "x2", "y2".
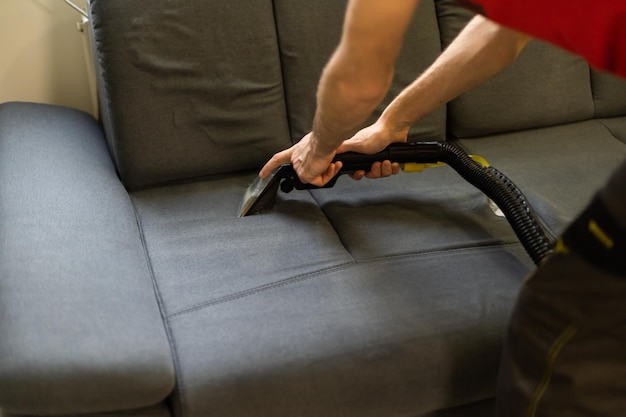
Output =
[
  {"x1": 281, "y1": 141, "x2": 555, "y2": 264},
  {"x1": 438, "y1": 143, "x2": 555, "y2": 265}
]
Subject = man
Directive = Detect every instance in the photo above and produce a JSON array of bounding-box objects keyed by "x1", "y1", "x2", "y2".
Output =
[
  {"x1": 260, "y1": 1, "x2": 625, "y2": 181},
  {"x1": 260, "y1": 1, "x2": 534, "y2": 185},
  {"x1": 260, "y1": 0, "x2": 626, "y2": 415},
  {"x1": 259, "y1": 0, "x2": 422, "y2": 185}
]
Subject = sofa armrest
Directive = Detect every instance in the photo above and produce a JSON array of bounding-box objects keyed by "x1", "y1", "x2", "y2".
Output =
[{"x1": 0, "y1": 103, "x2": 175, "y2": 415}]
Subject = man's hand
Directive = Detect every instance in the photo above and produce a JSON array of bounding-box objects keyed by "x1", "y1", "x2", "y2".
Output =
[
  {"x1": 342, "y1": 160, "x2": 400, "y2": 181},
  {"x1": 336, "y1": 119, "x2": 407, "y2": 180},
  {"x1": 258, "y1": 132, "x2": 343, "y2": 186}
]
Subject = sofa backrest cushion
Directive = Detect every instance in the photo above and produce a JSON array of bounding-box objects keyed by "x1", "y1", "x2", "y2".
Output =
[
  {"x1": 591, "y1": 69, "x2": 626, "y2": 118},
  {"x1": 436, "y1": 0, "x2": 594, "y2": 138},
  {"x1": 274, "y1": 0, "x2": 447, "y2": 143},
  {"x1": 89, "y1": 0, "x2": 292, "y2": 190}
]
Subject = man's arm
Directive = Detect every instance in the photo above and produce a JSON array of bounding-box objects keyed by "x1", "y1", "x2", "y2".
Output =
[
  {"x1": 259, "y1": 0, "x2": 420, "y2": 186},
  {"x1": 311, "y1": 0, "x2": 421, "y2": 153},
  {"x1": 338, "y1": 15, "x2": 532, "y2": 179}
]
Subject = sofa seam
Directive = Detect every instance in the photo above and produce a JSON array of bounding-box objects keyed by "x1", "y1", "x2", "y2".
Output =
[
  {"x1": 167, "y1": 242, "x2": 525, "y2": 320},
  {"x1": 307, "y1": 189, "x2": 360, "y2": 261},
  {"x1": 593, "y1": 117, "x2": 626, "y2": 144},
  {"x1": 589, "y1": 64, "x2": 598, "y2": 117},
  {"x1": 167, "y1": 260, "x2": 357, "y2": 320},
  {"x1": 270, "y1": 0, "x2": 296, "y2": 146},
  {"x1": 362, "y1": 241, "x2": 524, "y2": 263},
  {"x1": 129, "y1": 196, "x2": 187, "y2": 415},
  {"x1": 87, "y1": 1, "x2": 122, "y2": 172}
]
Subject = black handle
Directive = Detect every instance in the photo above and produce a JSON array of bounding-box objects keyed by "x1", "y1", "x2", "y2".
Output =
[
  {"x1": 332, "y1": 142, "x2": 442, "y2": 172},
  {"x1": 282, "y1": 141, "x2": 443, "y2": 191}
]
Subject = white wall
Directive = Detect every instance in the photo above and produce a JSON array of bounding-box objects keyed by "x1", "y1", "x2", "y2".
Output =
[{"x1": 0, "y1": 0, "x2": 96, "y2": 116}]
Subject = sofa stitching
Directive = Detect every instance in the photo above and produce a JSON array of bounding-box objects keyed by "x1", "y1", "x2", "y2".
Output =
[
  {"x1": 363, "y1": 241, "x2": 523, "y2": 263},
  {"x1": 167, "y1": 242, "x2": 524, "y2": 320},
  {"x1": 129, "y1": 196, "x2": 188, "y2": 416},
  {"x1": 167, "y1": 260, "x2": 357, "y2": 319}
]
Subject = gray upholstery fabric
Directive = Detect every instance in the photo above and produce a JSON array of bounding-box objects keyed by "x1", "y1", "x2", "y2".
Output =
[
  {"x1": 3, "y1": 1, "x2": 622, "y2": 416},
  {"x1": 274, "y1": 0, "x2": 446, "y2": 143},
  {"x1": 4, "y1": 403, "x2": 171, "y2": 417},
  {"x1": 3, "y1": 398, "x2": 495, "y2": 417},
  {"x1": 88, "y1": 0, "x2": 292, "y2": 189},
  {"x1": 166, "y1": 246, "x2": 529, "y2": 417},
  {"x1": 601, "y1": 160, "x2": 626, "y2": 231},
  {"x1": 131, "y1": 173, "x2": 532, "y2": 417},
  {"x1": 130, "y1": 174, "x2": 354, "y2": 317},
  {"x1": 459, "y1": 120, "x2": 626, "y2": 235},
  {"x1": 422, "y1": 399, "x2": 494, "y2": 417},
  {"x1": 597, "y1": 117, "x2": 626, "y2": 143},
  {"x1": 0, "y1": 103, "x2": 175, "y2": 415},
  {"x1": 436, "y1": 0, "x2": 593, "y2": 138},
  {"x1": 591, "y1": 70, "x2": 626, "y2": 118},
  {"x1": 310, "y1": 166, "x2": 520, "y2": 261}
]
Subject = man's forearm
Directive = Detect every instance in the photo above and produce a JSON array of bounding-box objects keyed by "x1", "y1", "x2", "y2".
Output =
[
  {"x1": 310, "y1": 51, "x2": 393, "y2": 156},
  {"x1": 379, "y1": 15, "x2": 532, "y2": 133},
  {"x1": 307, "y1": 0, "x2": 421, "y2": 157}
]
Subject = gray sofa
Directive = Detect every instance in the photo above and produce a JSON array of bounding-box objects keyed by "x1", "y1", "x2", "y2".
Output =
[{"x1": 1, "y1": 0, "x2": 624, "y2": 416}]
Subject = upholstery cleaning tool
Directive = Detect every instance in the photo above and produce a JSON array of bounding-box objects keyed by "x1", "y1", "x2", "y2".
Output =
[{"x1": 239, "y1": 142, "x2": 555, "y2": 265}]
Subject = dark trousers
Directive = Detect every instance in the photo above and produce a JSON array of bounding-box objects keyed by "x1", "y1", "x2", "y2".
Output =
[{"x1": 497, "y1": 161, "x2": 626, "y2": 417}]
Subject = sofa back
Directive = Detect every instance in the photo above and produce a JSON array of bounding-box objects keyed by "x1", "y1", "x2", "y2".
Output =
[
  {"x1": 592, "y1": 70, "x2": 626, "y2": 119},
  {"x1": 436, "y1": 0, "x2": 594, "y2": 139},
  {"x1": 89, "y1": 0, "x2": 448, "y2": 190},
  {"x1": 89, "y1": 0, "x2": 292, "y2": 189},
  {"x1": 89, "y1": 0, "x2": 624, "y2": 190}
]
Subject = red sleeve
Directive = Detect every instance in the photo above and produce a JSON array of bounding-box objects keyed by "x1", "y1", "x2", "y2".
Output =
[{"x1": 472, "y1": 0, "x2": 626, "y2": 78}]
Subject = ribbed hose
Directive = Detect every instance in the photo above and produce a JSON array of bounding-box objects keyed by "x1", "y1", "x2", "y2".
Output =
[{"x1": 438, "y1": 143, "x2": 555, "y2": 265}]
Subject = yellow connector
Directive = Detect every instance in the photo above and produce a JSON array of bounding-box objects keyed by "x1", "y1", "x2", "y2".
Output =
[
  {"x1": 401, "y1": 155, "x2": 489, "y2": 172},
  {"x1": 402, "y1": 162, "x2": 446, "y2": 172},
  {"x1": 469, "y1": 155, "x2": 490, "y2": 167}
]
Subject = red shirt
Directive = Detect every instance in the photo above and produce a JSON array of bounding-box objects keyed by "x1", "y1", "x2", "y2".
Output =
[{"x1": 469, "y1": 0, "x2": 626, "y2": 78}]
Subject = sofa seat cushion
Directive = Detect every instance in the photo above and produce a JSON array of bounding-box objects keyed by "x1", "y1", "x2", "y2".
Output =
[
  {"x1": 130, "y1": 175, "x2": 354, "y2": 317},
  {"x1": 459, "y1": 120, "x2": 626, "y2": 235},
  {"x1": 163, "y1": 247, "x2": 529, "y2": 417},
  {"x1": 132, "y1": 171, "x2": 533, "y2": 417},
  {"x1": 0, "y1": 103, "x2": 175, "y2": 415},
  {"x1": 597, "y1": 117, "x2": 626, "y2": 143},
  {"x1": 309, "y1": 164, "x2": 521, "y2": 261}
]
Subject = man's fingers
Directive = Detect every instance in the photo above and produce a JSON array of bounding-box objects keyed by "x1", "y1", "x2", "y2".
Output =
[
  {"x1": 259, "y1": 149, "x2": 292, "y2": 178},
  {"x1": 379, "y1": 160, "x2": 400, "y2": 177},
  {"x1": 321, "y1": 161, "x2": 343, "y2": 185},
  {"x1": 349, "y1": 170, "x2": 366, "y2": 181},
  {"x1": 364, "y1": 161, "x2": 401, "y2": 179},
  {"x1": 365, "y1": 161, "x2": 383, "y2": 179},
  {"x1": 307, "y1": 161, "x2": 343, "y2": 187},
  {"x1": 328, "y1": 161, "x2": 343, "y2": 181},
  {"x1": 381, "y1": 160, "x2": 393, "y2": 177}
]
